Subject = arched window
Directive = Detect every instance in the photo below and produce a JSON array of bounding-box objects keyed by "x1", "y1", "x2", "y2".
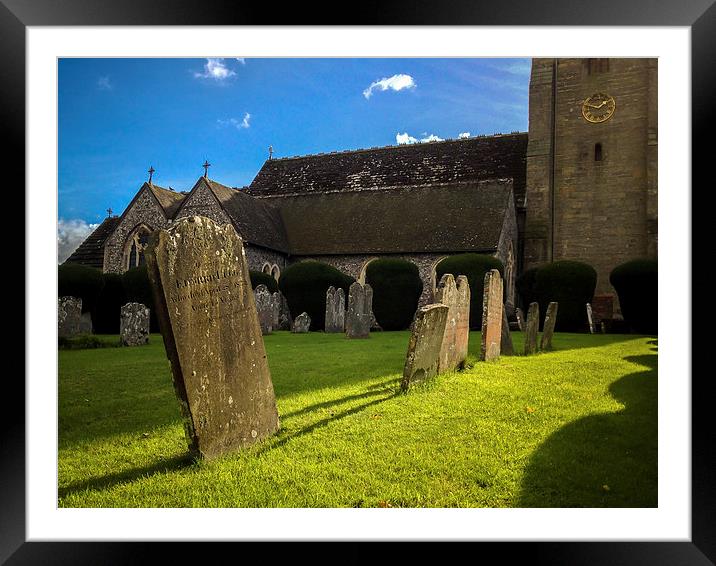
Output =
[
  {"x1": 271, "y1": 264, "x2": 280, "y2": 281},
  {"x1": 262, "y1": 263, "x2": 272, "y2": 275},
  {"x1": 124, "y1": 225, "x2": 153, "y2": 271}
]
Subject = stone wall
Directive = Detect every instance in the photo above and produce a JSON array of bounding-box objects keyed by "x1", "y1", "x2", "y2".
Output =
[{"x1": 104, "y1": 187, "x2": 171, "y2": 273}]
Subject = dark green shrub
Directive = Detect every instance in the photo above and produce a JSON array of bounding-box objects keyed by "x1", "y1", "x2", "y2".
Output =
[
  {"x1": 365, "y1": 259, "x2": 423, "y2": 330},
  {"x1": 122, "y1": 265, "x2": 159, "y2": 332},
  {"x1": 249, "y1": 270, "x2": 279, "y2": 294},
  {"x1": 516, "y1": 267, "x2": 539, "y2": 310},
  {"x1": 92, "y1": 273, "x2": 127, "y2": 334},
  {"x1": 58, "y1": 335, "x2": 118, "y2": 350},
  {"x1": 278, "y1": 261, "x2": 354, "y2": 330},
  {"x1": 534, "y1": 260, "x2": 597, "y2": 332},
  {"x1": 610, "y1": 259, "x2": 657, "y2": 334},
  {"x1": 436, "y1": 253, "x2": 504, "y2": 329},
  {"x1": 58, "y1": 263, "x2": 105, "y2": 313}
]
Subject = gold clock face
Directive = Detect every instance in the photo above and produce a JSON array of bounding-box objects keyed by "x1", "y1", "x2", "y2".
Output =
[{"x1": 582, "y1": 93, "x2": 616, "y2": 123}]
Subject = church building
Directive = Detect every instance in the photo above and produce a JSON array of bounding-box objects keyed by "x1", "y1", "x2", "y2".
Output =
[{"x1": 65, "y1": 58, "x2": 657, "y2": 318}]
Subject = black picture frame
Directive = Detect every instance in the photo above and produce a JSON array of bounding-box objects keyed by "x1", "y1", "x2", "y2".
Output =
[{"x1": 8, "y1": 1, "x2": 709, "y2": 563}]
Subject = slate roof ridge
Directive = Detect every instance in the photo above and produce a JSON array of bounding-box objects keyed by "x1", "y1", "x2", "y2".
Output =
[{"x1": 268, "y1": 132, "x2": 528, "y2": 162}]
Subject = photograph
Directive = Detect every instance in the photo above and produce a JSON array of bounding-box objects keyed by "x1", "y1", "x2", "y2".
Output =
[{"x1": 56, "y1": 56, "x2": 658, "y2": 509}]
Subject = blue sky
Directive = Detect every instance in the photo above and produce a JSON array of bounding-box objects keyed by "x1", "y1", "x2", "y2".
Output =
[{"x1": 57, "y1": 57, "x2": 530, "y2": 260}]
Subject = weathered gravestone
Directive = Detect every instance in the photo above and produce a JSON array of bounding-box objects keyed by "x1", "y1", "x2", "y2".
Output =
[
  {"x1": 254, "y1": 284, "x2": 274, "y2": 335},
  {"x1": 346, "y1": 281, "x2": 372, "y2": 338},
  {"x1": 540, "y1": 301, "x2": 559, "y2": 351},
  {"x1": 435, "y1": 274, "x2": 470, "y2": 372},
  {"x1": 292, "y1": 312, "x2": 311, "y2": 333},
  {"x1": 270, "y1": 292, "x2": 281, "y2": 331},
  {"x1": 277, "y1": 292, "x2": 292, "y2": 330},
  {"x1": 500, "y1": 306, "x2": 514, "y2": 355},
  {"x1": 515, "y1": 307, "x2": 524, "y2": 331},
  {"x1": 145, "y1": 216, "x2": 279, "y2": 460},
  {"x1": 480, "y1": 269, "x2": 503, "y2": 361},
  {"x1": 58, "y1": 296, "x2": 82, "y2": 338},
  {"x1": 401, "y1": 304, "x2": 449, "y2": 391},
  {"x1": 79, "y1": 311, "x2": 93, "y2": 334},
  {"x1": 120, "y1": 302, "x2": 150, "y2": 346},
  {"x1": 586, "y1": 303, "x2": 595, "y2": 334},
  {"x1": 324, "y1": 286, "x2": 345, "y2": 333},
  {"x1": 524, "y1": 302, "x2": 540, "y2": 355}
]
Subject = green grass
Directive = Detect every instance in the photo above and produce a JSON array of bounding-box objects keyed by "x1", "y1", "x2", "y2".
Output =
[{"x1": 58, "y1": 331, "x2": 657, "y2": 508}]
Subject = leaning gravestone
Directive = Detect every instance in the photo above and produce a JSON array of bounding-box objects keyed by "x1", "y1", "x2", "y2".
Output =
[
  {"x1": 292, "y1": 312, "x2": 311, "y2": 333},
  {"x1": 435, "y1": 274, "x2": 470, "y2": 372},
  {"x1": 586, "y1": 303, "x2": 595, "y2": 334},
  {"x1": 58, "y1": 296, "x2": 82, "y2": 338},
  {"x1": 524, "y1": 302, "x2": 540, "y2": 355},
  {"x1": 540, "y1": 302, "x2": 559, "y2": 351},
  {"x1": 254, "y1": 284, "x2": 274, "y2": 335},
  {"x1": 500, "y1": 306, "x2": 514, "y2": 355},
  {"x1": 401, "y1": 304, "x2": 449, "y2": 391},
  {"x1": 120, "y1": 302, "x2": 150, "y2": 346},
  {"x1": 324, "y1": 286, "x2": 345, "y2": 333},
  {"x1": 146, "y1": 216, "x2": 279, "y2": 460},
  {"x1": 346, "y1": 281, "x2": 372, "y2": 338},
  {"x1": 480, "y1": 269, "x2": 503, "y2": 361}
]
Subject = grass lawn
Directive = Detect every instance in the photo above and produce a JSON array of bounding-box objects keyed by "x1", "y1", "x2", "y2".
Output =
[{"x1": 58, "y1": 330, "x2": 657, "y2": 508}]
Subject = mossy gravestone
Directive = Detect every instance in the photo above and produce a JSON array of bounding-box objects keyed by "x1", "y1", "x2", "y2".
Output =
[
  {"x1": 58, "y1": 296, "x2": 82, "y2": 338},
  {"x1": 540, "y1": 301, "x2": 559, "y2": 351},
  {"x1": 435, "y1": 274, "x2": 470, "y2": 372},
  {"x1": 401, "y1": 304, "x2": 449, "y2": 391},
  {"x1": 480, "y1": 269, "x2": 503, "y2": 361},
  {"x1": 120, "y1": 302, "x2": 149, "y2": 346},
  {"x1": 254, "y1": 284, "x2": 273, "y2": 335},
  {"x1": 146, "y1": 216, "x2": 279, "y2": 460},
  {"x1": 346, "y1": 281, "x2": 372, "y2": 339},
  {"x1": 524, "y1": 302, "x2": 540, "y2": 355},
  {"x1": 324, "y1": 286, "x2": 345, "y2": 333},
  {"x1": 292, "y1": 312, "x2": 311, "y2": 333}
]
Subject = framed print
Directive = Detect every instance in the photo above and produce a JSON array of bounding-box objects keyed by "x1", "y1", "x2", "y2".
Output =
[{"x1": 8, "y1": 0, "x2": 711, "y2": 563}]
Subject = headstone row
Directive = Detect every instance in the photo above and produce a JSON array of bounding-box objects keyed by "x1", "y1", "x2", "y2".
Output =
[{"x1": 523, "y1": 301, "x2": 559, "y2": 355}]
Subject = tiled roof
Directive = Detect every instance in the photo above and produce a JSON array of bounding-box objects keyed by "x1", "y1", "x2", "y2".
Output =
[
  {"x1": 247, "y1": 133, "x2": 528, "y2": 207},
  {"x1": 148, "y1": 184, "x2": 186, "y2": 218},
  {"x1": 63, "y1": 216, "x2": 120, "y2": 269},
  {"x1": 277, "y1": 179, "x2": 514, "y2": 256}
]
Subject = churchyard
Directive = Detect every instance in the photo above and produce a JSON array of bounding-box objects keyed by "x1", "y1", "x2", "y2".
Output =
[{"x1": 57, "y1": 216, "x2": 657, "y2": 508}]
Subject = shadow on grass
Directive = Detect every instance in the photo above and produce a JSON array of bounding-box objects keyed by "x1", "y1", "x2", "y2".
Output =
[
  {"x1": 58, "y1": 453, "x2": 196, "y2": 501},
  {"x1": 516, "y1": 353, "x2": 658, "y2": 507}
]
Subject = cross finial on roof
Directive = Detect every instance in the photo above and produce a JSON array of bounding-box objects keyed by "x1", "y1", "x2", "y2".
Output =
[
  {"x1": 203, "y1": 159, "x2": 211, "y2": 178},
  {"x1": 148, "y1": 165, "x2": 155, "y2": 184},
  {"x1": 106, "y1": 207, "x2": 113, "y2": 218},
  {"x1": 268, "y1": 145, "x2": 273, "y2": 160}
]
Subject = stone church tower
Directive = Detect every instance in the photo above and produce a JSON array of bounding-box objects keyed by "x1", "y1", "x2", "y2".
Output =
[{"x1": 523, "y1": 58, "x2": 657, "y2": 316}]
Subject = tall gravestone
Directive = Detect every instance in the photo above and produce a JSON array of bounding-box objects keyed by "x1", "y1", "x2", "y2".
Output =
[
  {"x1": 292, "y1": 312, "x2": 311, "y2": 333},
  {"x1": 270, "y1": 292, "x2": 281, "y2": 331},
  {"x1": 480, "y1": 269, "x2": 503, "y2": 361},
  {"x1": 540, "y1": 302, "x2": 559, "y2": 351},
  {"x1": 325, "y1": 286, "x2": 346, "y2": 333},
  {"x1": 586, "y1": 303, "x2": 595, "y2": 334},
  {"x1": 346, "y1": 282, "x2": 372, "y2": 339},
  {"x1": 500, "y1": 306, "x2": 514, "y2": 355},
  {"x1": 524, "y1": 302, "x2": 540, "y2": 355},
  {"x1": 278, "y1": 292, "x2": 292, "y2": 330},
  {"x1": 515, "y1": 307, "x2": 524, "y2": 331},
  {"x1": 58, "y1": 296, "x2": 82, "y2": 338},
  {"x1": 435, "y1": 274, "x2": 470, "y2": 372},
  {"x1": 401, "y1": 304, "x2": 449, "y2": 391},
  {"x1": 120, "y1": 302, "x2": 150, "y2": 346},
  {"x1": 254, "y1": 284, "x2": 274, "y2": 335},
  {"x1": 146, "y1": 216, "x2": 279, "y2": 460}
]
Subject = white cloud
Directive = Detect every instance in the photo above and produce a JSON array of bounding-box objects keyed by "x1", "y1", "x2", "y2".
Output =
[
  {"x1": 194, "y1": 58, "x2": 236, "y2": 81},
  {"x1": 217, "y1": 112, "x2": 251, "y2": 130},
  {"x1": 396, "y1": 132, "x2": 444, "y2": 145},
  {"x1": 458, "y1": 132, "x2": 471, "y2": 139},
  {"x1": 363, "y1": 74, "x2": 416, "y2": 99},
  {"x1": 236, "y1": 58, "x2": 246, "y2": 65},
  {"x1": 97, "y1": 76, "x2": 112, "y2": 90},
  {"x1": 58, "y1": 219, "x2": 99, "y2": 264}
]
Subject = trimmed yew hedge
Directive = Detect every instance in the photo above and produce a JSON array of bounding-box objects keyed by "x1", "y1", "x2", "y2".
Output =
[
  {"x1": 58, "y1": 263, "x2": 105, "y2": 313},
  {"x1": 365, "y1": 259, "x2": 423, "y2": 330},
  {"x1": 435, "y1": 253, "x2": 504, "y2": 329},
  {"x1": 92, "y1": 273, "x2": 127, "y2": 334},
  {"x1": 610, "y1": 259, "x2": 657, "y2": 334},
  {"x1": 534, "y1": 260, "x2": 597, "y2": 332},
  {"x1": 278, "y1": 261, "x2": 354, "y2": 331}
]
